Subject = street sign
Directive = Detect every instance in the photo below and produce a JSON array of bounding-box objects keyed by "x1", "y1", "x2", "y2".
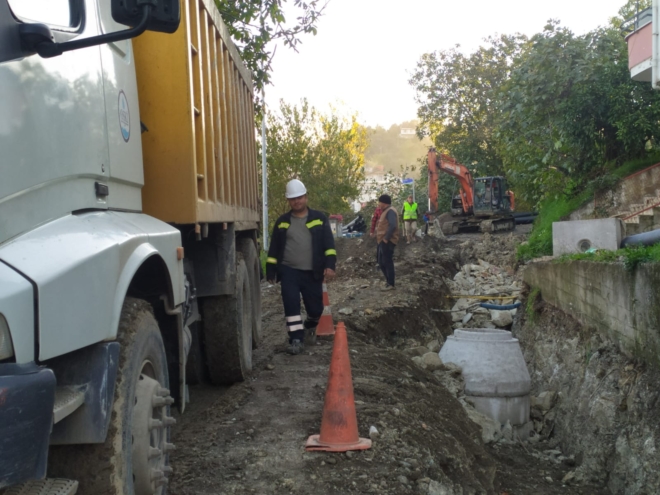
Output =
[{"x1": 401, "y1": 178, "x2": 414, "y2": 184}]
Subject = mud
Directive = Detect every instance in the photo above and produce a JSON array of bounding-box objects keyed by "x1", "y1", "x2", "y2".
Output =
[{"x1": 167, "y1": 232, "x2": 610, "y2": 495}]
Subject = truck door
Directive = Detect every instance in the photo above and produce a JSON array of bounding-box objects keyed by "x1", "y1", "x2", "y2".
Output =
[
  {"x1": 96, "y1": 0, "x2": 144, "y2": 211},
  {"x1": 0, "y1": 0, "x2": 109, "y2": 244}
]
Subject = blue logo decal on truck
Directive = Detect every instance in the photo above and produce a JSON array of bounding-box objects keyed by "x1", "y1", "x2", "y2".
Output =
[{"x1": 118, "y1": 91, "x2": 130, "y2": 142}]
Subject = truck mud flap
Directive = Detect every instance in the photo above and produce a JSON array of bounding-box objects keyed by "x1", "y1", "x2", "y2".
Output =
[
  {"x1": 0, "y1": 363, "x2": 55, "y2": 489},
  {"x1": 48, "y1": 343, "x2": 120, "y2": 445}
]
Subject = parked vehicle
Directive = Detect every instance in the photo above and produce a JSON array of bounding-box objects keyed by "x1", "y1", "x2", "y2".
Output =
[{"x1": 0, "y1": 0, "x2": 260, "y2": 493}]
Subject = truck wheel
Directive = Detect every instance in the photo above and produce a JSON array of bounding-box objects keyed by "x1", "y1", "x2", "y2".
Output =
[
  {"x1": 49, "y1": 298, "x2": 175, "y2": 495},
  {"x1": 237, "y1": 237, "x2": 263, "y2": 348},
  {"x1": 201, "y1": 257, "x2": 253, "y2": 384},
  {"x1": 185, "y1": 322, "x2": 207, "y2": 385}
]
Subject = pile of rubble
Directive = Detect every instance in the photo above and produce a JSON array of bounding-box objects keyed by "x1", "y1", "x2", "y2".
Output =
[{"x1": 444, "y1": 259, "x2": 522, "y2": 330}]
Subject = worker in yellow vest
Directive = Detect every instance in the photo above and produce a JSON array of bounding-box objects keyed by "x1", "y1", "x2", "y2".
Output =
[{"x1": 402, "y1": 195, "x2": 419, "y2": 244}]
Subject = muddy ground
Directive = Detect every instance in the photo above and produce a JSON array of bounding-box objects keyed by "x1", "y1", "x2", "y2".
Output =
[{"x1": 169, "y1": 229, "x2": 609, "y2": 495}]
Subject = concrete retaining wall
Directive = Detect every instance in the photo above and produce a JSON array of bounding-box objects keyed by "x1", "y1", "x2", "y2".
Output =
[
  {"x1": 596, "y1": 162, "x2": 660, "y2": 216},
  {"x1": 570, "y1": 162, "x2": 660, "y2": 221},
  {"x1": 523, "y1": 261, "x2": 660, "y2": 366}
]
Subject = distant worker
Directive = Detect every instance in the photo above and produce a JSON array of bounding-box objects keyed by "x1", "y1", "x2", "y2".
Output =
[
  {"x1": 370, "y1": 205, "x2": 383, "y2": 237},
  {"x1": 266, "y1": 179, "x2": 337, "y2": 355},
  {"x1": 376, "y1": 194, "x2": 399, "y2": 291},
  {"x1": 402, "y1": 195, "x2": 419, "y2": 244},
  {"x1": 422, "y1": 212, "x2": 431, "y2": 235}
]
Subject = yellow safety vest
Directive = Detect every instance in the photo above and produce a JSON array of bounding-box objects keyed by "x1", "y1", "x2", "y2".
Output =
[{"x1": 403, "y1": 202, "x2": 418, "y2": 220}]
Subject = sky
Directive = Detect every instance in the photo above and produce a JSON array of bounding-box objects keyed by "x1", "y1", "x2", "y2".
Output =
[{"x1": 267, "y1": 0, "x2": 631, "y2": 128}]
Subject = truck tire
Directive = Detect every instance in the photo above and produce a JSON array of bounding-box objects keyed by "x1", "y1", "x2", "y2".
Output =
[
  {"x1": 185, "y1": 322, "x2": 207, "y2": 385},
  {"x1": 49, "y1": 298, "x2": 175, "y2": 495},
  {"x1": 237, "y1": 237, "x2": 263, "y2": 348},
  {"x1": 201, "y1": 257, "x2": 253, "y2": 384}
]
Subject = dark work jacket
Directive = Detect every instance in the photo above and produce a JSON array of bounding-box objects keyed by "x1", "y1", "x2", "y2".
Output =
[{"x1": 266, "y1": 208, "x2": 337, "y2": 282}]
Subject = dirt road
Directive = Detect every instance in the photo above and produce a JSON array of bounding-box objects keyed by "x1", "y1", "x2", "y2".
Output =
[{"x1": 168, "y1": 232, "x2": 608, "y2": 495}]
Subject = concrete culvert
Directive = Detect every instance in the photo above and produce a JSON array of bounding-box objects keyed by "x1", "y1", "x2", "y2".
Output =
[{"x1": 439, "y1": 328, "x2": 531, "y2": 427}]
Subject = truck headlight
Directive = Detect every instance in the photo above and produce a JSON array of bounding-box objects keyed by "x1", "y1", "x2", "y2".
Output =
[{"x1": 0, "y1": 315, "x2": 14, "y2": 360}]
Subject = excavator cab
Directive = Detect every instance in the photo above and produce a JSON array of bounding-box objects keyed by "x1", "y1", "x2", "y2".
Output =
[{"x1": 473, "y1": 177, "x2": 512, "y2": 217}]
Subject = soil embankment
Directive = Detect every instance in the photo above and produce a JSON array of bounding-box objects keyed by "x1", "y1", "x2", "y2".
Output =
[{"x1": 168, "y1": 229, "x2": 612, "y2": 495}]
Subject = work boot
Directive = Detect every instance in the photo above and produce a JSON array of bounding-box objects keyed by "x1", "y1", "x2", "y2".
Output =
[
  {"x1": 305, "y1": 326, "x2": 317, "y2": 346},
  {"x1": 287, "y1": 339, "x2": 304, "y2": 355},
  {"x1": 381, "y1": 284, "x2": 395, "y2": 292}
]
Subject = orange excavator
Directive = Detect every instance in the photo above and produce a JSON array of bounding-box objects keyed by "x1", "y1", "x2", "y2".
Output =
[{"x1": 427, "y1": 148, "x2": 515, "y2": 233}]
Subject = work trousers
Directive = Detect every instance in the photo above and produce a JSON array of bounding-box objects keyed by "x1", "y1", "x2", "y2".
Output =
[
  {"x1": 377, "y1": 241, "x2": 395, "y2": 287},
  {"x1": 404, "y1": 220, "x2": 417, "y2": 236},
  {"x1": 279, "y1": 264, "x2": 323, "y2": 343}
]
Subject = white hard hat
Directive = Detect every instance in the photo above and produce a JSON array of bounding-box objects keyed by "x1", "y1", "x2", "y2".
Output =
[{"x1": 285, "y1": 179, "x2": 307, "y2": 199}]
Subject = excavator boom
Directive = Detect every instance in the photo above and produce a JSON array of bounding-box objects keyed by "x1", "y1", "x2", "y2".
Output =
[{"x1": 427, "y1": 148, "x2": 474, "y2": 214}]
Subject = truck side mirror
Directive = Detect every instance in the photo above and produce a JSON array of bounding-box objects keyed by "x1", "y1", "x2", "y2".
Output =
[
  {"x1": 19, "y1": 0, "x2": 180, "y2": 58},
  {"x1": 112, "y1": 0, "x2": 180, "y2": 34}
]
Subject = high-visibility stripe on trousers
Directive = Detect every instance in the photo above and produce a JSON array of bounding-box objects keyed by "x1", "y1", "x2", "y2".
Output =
[{"x1": 280, "y1": 264, "x2": 324, "y2": 343}]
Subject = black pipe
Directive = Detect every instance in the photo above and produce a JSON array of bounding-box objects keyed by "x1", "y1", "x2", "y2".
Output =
[
  {"x1": 514, "y1": 215, "x2": 537, "y2": 224},
  {"x1": 620, "y1": 228, "x2": 660, "y2": 248},
  {"x1": 512, "y1": 212, "x2": 538, "y2": 218}
]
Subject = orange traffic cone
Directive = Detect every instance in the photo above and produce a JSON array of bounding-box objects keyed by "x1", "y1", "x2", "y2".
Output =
[
  {"x1": 316, "y1": 283, "x2": 335, "y2": 336},
  {"x1": 306, "y1": 322, "x2": 372, "y2": 452}
]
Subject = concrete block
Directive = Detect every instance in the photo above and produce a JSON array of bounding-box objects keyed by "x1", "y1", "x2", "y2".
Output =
[{"x1": 552, "y1": 218, "x2": 624, "y2": 256}]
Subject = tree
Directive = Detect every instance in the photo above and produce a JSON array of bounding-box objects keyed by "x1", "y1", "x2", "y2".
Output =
[
  {"x1": 611, "y1": 0, "x2": 651, "y2": 29},
  {"x1": 364, "y1": 122, "x2": 432, "y2": 175},
  {"x1": 216, "y1": 0, "x2": 327, "y2": 95},
  {"x1": 409, "y1": 34, "x2": 528, "y2": 178},
  {"x1": 261, "y1": 99, "x2": 368, "y2": 226},
  {"x1": 496, "y1": 21, "x2": 660, "y2": 204}
]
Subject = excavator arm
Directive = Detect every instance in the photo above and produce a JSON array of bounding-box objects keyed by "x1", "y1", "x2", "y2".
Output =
[{"x1": 427, "y1": 148, "x2": 474, "y2": 214}]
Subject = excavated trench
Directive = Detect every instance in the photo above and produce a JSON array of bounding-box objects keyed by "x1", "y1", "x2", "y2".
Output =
[
  {"x1": 165, "y1": 230, "x2": 653, "y2": 495},
  {"x1": 451, "y1": 231, "x2": 660, "y2": 494}
]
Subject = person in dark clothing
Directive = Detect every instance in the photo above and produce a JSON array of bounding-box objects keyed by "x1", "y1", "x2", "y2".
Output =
[
  {"x1": 266, "y1": 179, "x2": 337, "y2": 355},
  {"x1": 375, "y1": 194, "x2": 399, "y2": 291},
  {"x1": 423, "y1": 212, "x2": 431, "y2": 235}
]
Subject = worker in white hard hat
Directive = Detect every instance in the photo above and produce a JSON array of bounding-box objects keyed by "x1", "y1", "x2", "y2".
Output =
[{"x1": 266, "y1": 179, "x2": 337, "y2": 355}]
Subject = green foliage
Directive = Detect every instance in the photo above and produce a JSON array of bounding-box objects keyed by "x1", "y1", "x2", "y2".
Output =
[
  {"x1": 411, "y1": 16, "x2": 660, "y2": 209},
  {"x1": 498, "y1": 22, "x2": 660, "y2": 205},
  {"x1": 215, "y1": 0, "x2": 326, "y2": 95},
  {"x1": 518, "y1": 153, "x2": 660, "y2": 261},
  {"x1": 261, "y1": 99, "x2": 367, "y2": 228},
  {"x1": 517, "y1": 193, "x2": 591, "y2": 262},
  {"x1": 556, "y1": 244, "x2": 660, "y2": 271},
  {"x1": 526, "y1": 287, "x2": 541, "y2": 323},
  {"x1": 612, "y1": 0, "x2": 652, "y2": 29},
  {"x1": 410, "y1": 34, "x2": 527, "y2": 178},
  {"x1": 605, "y1": 151, "x2": 660, "y2": 179}
]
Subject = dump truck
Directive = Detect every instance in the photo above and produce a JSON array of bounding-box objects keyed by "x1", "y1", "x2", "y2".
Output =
[{"x1": 0, "y1": 0, "x2": 261, "y2": 493}]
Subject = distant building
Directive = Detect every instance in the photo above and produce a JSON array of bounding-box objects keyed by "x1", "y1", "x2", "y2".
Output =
[
  {"x1": 399, "y1": 127, "x2": 416, "y2": 138},
  {"x1": 364, "y1": 165, "x2": 384, "y2": 176}
]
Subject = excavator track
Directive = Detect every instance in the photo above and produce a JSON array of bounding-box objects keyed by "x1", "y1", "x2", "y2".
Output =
[{"x1": 441, "y1": 216, "x2": 515, "y2": 235}]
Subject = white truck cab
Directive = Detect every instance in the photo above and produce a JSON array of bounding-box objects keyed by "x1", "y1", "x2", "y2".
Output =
[{"x1": 0, "y1": 1, "x2": 186, "y2": 493}]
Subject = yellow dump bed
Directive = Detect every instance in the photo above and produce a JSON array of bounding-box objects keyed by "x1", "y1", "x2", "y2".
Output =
[{"x1": 133, "y1": 0, "x2": 259, "y2": 228}]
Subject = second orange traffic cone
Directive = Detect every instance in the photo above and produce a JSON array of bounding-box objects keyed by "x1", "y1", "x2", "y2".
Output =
[
  {"x1": 305, "y1": 322, "x2": 372, "y2": 452},
  {"x1": 316, "y1": 283, "x2": 335, "y2": 336}
]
